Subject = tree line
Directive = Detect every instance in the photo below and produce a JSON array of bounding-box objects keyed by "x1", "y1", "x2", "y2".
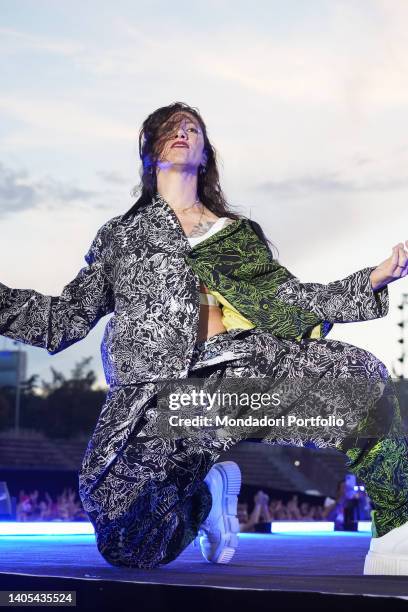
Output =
[{"x1": 0, "y1": 357, "x2": 107, "y2": 438}]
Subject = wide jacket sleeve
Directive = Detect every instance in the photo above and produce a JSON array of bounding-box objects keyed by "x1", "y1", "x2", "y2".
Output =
[
  {"x1": 273, "y1": 264, "x2": 389, "y2": 324},
  {"x1": 0, "y1": 223, "x2": 114, "y2": 355}
]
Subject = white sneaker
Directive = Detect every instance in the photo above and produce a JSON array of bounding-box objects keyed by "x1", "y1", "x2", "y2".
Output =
[
  {"x1": 196, "y1": 460, "x2": 241, "y2": 564},
  {"x1": 364, "y1": 520, "x2": 408, "y2": 575}
]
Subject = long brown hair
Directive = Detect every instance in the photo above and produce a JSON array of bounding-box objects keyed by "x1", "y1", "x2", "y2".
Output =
[{"x1": 122, "y1": 101, "x2": 278, "y2": 258}]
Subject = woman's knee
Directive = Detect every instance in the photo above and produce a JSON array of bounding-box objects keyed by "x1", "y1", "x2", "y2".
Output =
[{"x1": 96, "y1": 527, "x2": 164, "y2": 569}]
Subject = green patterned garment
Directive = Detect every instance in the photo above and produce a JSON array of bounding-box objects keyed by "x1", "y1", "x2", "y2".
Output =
[{"x1": 184, "y1": 218, "x2": 333, "y2": 341}]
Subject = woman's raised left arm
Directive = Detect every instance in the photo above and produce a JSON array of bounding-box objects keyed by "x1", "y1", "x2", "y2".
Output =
[
  {"x1": 274, "y1": 240, "x2": 408, "y2": 324},
  {"x1": 274, "y1": 265, "x2": 389, "y2": 324}
]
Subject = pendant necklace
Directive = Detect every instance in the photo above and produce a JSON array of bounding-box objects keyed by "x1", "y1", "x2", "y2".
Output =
[{"x1": 179, "y1": 196, "x2": 205, "y2": 229}]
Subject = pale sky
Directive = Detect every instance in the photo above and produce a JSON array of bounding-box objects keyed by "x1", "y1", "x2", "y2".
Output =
[{"x1": 0, "y1": 0, "x2": 407, "y2": 390}]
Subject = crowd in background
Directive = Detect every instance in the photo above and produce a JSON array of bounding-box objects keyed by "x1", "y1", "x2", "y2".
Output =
[
  {"x1": 12, "y1": 480, "x2": 372, "y2": 529},
  {"x1": 15, "y1": 488, "x2": 88, "y2": 521},
  {"x1": 238, "y1": 484, "x2": 372, "y2": 532}
]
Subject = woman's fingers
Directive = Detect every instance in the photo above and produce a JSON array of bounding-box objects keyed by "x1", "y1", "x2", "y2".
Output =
[
  {"x1": 397, "y1": 244, "x2": 405, "y2": 268},
  {"x1": 391, "y1": 245, "x2": 400, "y2": 268},
  {"x1": 398, "y1": 242, "x2": 408, "y2": 268},
  {"x1": 390, "y1": 243, "x2": 407, "y2": 271}
]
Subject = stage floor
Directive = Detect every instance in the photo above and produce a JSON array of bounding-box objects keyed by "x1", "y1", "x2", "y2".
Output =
[{"x1": 1, "y1": 531, "x2": 408, "y2": 600}]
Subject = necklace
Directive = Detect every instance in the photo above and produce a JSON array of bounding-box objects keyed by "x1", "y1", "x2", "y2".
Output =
[
  {"x1": 176, "y1": 197, "x2": 205, "y2": 234},
  {"x1": 179, "y1": 196, "x2": 201, "y2": 213},
  {"x1": 165, "y1": 195, "x2": 205, "y2": 231},
  {"x1": 177, "y1": 197, "x2": 205, "y2": 223},
  {"x1": 194, "y1": 202, "x2": 205, "y2": 228}
]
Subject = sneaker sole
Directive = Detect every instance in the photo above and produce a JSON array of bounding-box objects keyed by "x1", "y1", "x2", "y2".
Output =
[
  {"x1": 364, "y1": 550, "x2": 408, "y2": 575},
  {"x1": 204, "y1": 461, "x2": 242, "y2": 564}
]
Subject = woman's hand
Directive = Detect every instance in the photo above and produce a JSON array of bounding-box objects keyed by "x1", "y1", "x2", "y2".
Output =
[{"x1": 370, "y1": 241, "x2": 408, "y2": 291}]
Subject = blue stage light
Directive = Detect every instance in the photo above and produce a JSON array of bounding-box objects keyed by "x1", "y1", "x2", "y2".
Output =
[{"x1": 0, "y1": 521, "x2": 95, "y2": 536}]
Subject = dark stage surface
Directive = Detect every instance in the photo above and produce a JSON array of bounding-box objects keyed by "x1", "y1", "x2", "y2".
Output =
[{"x1": 1, "y1": 532, "x2": 408, "y2": 610}]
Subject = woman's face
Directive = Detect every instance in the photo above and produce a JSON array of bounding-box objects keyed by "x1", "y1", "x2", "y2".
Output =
[{"x1": 156, "y1": 111, "x2": 207, "y2": 173}]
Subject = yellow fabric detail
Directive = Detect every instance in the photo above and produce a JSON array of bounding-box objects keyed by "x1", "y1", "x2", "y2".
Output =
[
  {"x1": 206, "y1": 290, "x2": 323, "y2": 339},
  {"x1": 207, "y1": 289, "x2": 255, "y2": 331},
  {"x1": 294, "y1": 323, "x2": 322, "y2": 342},
  {"x1": 309, "y1": 323, "x2": 322, "y2": 339}
]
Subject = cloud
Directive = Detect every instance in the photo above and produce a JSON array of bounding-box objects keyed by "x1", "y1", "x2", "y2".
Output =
[
  {"x1": 0, "y1": 163, "x2": 37, "y2": 214},
  {"x1": 0, "y1": 26, "x2": 84, "y2": 57},
  {"x1": 0, "y1": 96, "x2": 134, "y2": 150},
  {"x1": 0, "y1": 161, "x2": 100, "y2": 217},
  {"x1": 256, "y1": 171, "x2": 408, "y2": 196},
  {"x1": 96, "y1": 170, "x2": 130, "y2": 184}
]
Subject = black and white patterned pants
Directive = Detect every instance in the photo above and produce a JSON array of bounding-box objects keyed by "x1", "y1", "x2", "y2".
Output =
[{"x1": 78, "y1": 327, "x2": 407, "y2": 569}]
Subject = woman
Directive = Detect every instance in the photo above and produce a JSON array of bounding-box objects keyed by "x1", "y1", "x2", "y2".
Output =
[{"x1": 0, "y1": 101, "x2": 407, "y2": 574}]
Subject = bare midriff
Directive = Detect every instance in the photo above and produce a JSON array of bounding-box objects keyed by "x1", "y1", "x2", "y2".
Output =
[
  {"x1": 197, "y1": 281, "x2": 227, "y2": 342},
  {"x1": 170, "y1": 205, "x2": 231, "y2": 342}
]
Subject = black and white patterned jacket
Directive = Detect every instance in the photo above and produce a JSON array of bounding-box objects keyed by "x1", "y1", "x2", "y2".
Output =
[{"x1": 0, "y1": 193, "x2": 389, "y2": 387}]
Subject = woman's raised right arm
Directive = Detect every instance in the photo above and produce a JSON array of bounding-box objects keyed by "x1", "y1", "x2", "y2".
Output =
[{"x1": 0, "y1": 219, "x2": 117, "y2": 355}]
